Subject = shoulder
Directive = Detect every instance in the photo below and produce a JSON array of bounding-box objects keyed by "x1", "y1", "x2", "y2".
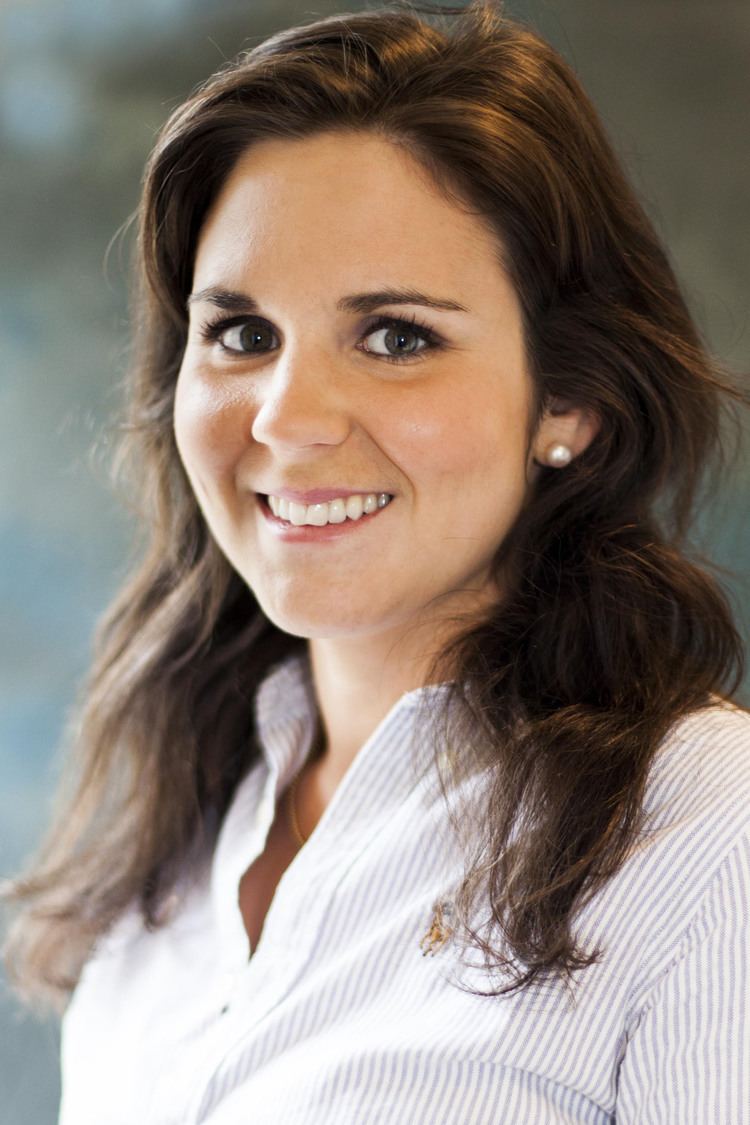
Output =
[
  {"x1": 640, "y1": 697, "x2": 750, "y2": 885},
  {"x1": 659, "y1": 693, "x2": 750, "y2": 754},
  {"x1": 643, "y1": 697, "x2": 750, "y2": 832},
  {"x1": 583, "y1": 699, "x2": 750, "y2": 971}
]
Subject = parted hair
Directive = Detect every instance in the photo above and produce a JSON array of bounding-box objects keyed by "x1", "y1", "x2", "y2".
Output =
[{"x1": 4, "y1": 0, "x2": 747, "y2": 1010}]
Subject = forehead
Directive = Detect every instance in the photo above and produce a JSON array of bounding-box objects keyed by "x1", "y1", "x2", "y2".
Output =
[{"x1": 192, "y1": 131, "x2": 514, "y2": 309}]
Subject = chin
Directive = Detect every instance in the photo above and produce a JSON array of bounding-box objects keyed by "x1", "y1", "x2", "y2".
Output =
[
  {"x1": 252, "y1": 597, "x2": 361, "y2": 639},
  {"x1": 253, "y1": 593, "x2": 405, "y2": 642}
]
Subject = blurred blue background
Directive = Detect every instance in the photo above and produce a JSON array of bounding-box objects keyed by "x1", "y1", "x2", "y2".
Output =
[{"x1": 1, "y1": 1, "x2": 748, "y2": 1119}]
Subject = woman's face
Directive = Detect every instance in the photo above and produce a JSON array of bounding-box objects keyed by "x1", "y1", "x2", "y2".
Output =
[{"x1": 175, "y1": 131, "x2": 577, "y2": 644}]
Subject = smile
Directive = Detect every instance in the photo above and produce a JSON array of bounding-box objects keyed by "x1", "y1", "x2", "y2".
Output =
[{"x1": 267, "y1": 491, "x2": 392, "y2": 527}]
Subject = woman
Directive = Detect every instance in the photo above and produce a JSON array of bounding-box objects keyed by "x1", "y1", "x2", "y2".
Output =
[{"x1": 5, "y1": 2, "x2": 749, "y2": 1121}]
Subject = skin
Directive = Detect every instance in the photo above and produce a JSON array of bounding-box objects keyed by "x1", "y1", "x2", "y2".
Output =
[{"x1": 174, "y1": 130, "x2": 599, "y2": 825}]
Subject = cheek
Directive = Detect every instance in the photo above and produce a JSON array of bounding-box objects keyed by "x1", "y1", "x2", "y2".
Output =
[
  {"x1": 383, "y1": 378, "x2": 531, "y2": 490},
  {"x1": 173, "y1": 368, "x2": 249, "y2": 484}
]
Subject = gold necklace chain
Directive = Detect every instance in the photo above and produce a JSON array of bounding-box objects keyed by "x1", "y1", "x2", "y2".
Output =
[
  {"x1": 286, "y1": 771, "x2": 307, "y2": 848},
  {"x1": 286, "y1": 721, "x2": 325, "y2": 849}
]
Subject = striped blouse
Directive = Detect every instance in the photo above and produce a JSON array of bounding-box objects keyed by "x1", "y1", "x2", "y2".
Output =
[{"x1": 58, "y1": 650, "x2": 750, "y2": 1124}]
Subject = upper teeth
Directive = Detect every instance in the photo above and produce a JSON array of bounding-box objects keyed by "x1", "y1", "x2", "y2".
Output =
[{"x1": 268, "y1": 492, "x2": 392, "y2": 526}]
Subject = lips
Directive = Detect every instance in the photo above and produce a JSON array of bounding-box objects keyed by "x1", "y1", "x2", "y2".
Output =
[{"x1": 256, "y1": 492, "x2": 393, "y2": 539}]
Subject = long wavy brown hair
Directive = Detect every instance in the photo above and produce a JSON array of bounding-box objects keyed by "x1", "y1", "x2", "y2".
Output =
[{"x1": 4, "y1": 0, "x2": 747, "y2": 1011}]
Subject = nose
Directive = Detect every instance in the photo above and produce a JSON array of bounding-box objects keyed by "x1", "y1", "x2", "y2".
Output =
[{"x1": 250, "y1": 342, "x2": 352, "y2": 451}]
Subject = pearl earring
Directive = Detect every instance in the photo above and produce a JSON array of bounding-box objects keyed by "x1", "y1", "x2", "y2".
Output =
[{"x1": 545, "y1": 442, "x2": 573, "y2": 468}]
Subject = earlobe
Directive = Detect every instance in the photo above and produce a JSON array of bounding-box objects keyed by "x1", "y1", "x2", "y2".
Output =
[
  {"x1": 532, "y1": 402, "x2": 600, "y2": 468},
  {"x1": 542, "y1": 442, "x2": 573, "y2": 468}
]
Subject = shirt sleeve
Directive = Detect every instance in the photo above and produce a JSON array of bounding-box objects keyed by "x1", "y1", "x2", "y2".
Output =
[{"x1": 615, "y1": 830, "x2": 750, "y2": 1124}]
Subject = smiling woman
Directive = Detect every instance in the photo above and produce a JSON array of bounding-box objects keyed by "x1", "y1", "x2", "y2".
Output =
[
  {"x1": 174, "y1": 130, "x2": 595, "y2": 651},
  {"x1": 4, "y1": 2, "x2": 749, "y2": 1123}
]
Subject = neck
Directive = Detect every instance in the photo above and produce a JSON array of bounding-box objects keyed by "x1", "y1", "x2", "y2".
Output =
[
  {"x1": 302, "y1": 569, "x2": 505, "y2": 783},
  {"x1": 305, "y1": 614, "x2": 464, "y2": 785}
]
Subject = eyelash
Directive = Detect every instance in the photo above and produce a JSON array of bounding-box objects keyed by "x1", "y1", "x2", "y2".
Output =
[{"x1": 198, "y1": 312, "x2": 444, "y2": 366}]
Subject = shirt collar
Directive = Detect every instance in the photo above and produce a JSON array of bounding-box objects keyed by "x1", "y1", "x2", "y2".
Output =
[
  {"x1": 212, "y1": 647, "x2": 468, "y2": 970},
  {"x1": 253, "y1": 646, "x2": 457, "y2": 784},
  {"x1": 253, "y1": 648, "x2": 319, "y2": 779}
]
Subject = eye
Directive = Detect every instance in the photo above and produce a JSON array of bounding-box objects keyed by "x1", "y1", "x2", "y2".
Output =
[
  {"x1": 358, "y1": 314, "x2": 442, "y2": 365},
  {"x1": 199, "y1": 317, "x2": 276, "y2": 354},
  {"x1": 197, "y1": 311, "x2": 444, "y2": 365}
]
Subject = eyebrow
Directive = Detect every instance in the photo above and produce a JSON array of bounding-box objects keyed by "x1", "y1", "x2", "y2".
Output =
[{"x1": 186, "y1": 285, "x2": 470, "y2": 315}]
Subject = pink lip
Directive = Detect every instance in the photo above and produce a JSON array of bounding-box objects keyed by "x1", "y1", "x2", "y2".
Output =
[
  {"x1": 258, "y1": 487, "x2": 392, "y2": 505},
  {"x1": 256, "y1": 493, "x2": 393, "y2": 541}
]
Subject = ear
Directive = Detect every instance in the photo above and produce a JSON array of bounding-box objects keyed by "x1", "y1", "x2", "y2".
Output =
[{"x1": 529, "y1": 395, "x2": 600, "y2": 470}]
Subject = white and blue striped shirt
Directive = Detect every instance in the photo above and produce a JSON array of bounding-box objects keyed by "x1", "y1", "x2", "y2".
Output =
[{"x1": 59, "y1": 651, "x2": 750, "y2": 1124}]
